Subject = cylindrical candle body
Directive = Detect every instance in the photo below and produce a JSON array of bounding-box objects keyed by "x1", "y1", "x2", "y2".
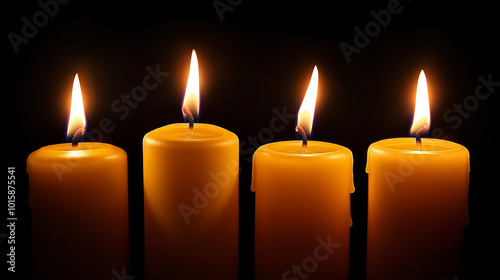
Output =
[
  {"x1": 252, "y1": 140, "x2": 354, "y2": 280},
  {"x1": 366, "y1": 138, "x2": 470, "y2": 280},
  {"x1": 143, "y1": 123, "x2": 239, "y2": 280},
  {"x1": 27, "y1": 143, "x2": 129, "y2": 280}
]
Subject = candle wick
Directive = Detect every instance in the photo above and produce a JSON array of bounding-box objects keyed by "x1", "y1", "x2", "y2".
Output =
[
  {"x1": 182, "y1": 106, "x2": 195, "y2": 136},
  {"x1": 71, "y1": 128, "x2": 85, "y2": 150},
  {"x1": 296, "y1": 125, "x2": 308, "y2": 153},
  {"x1": 415, "y1": 125, "x2": 429, "y2": 151}
]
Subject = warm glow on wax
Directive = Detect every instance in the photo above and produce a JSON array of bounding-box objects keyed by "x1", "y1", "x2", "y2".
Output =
[
  {"x1": 182, "y1": 49, "x2": 200, "y2": 122},
  {"x1": 410, "y1": 69, "x2": 430, "y2": 136},
  {"x1": 143, "y1": 49, "x2": 239, "y2": 278},
  {"x1": 252, "y1": 65, "x2": 354, "y2": 279},
  {"x1": 297, "y1": 65, "x2": 318, "y2": 137},
  {"x1": 27, "y1": 72, "x2": 129, "y2": 278},
  {"x1": 67, "y1": 74, "x2": 86, "y2": 140}
]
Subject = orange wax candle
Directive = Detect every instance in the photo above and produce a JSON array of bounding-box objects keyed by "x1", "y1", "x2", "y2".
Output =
[
  {"x1": 26, "y1": 74, "x2": 129, "y2": 280},
  {"x1": 252, "y1": 66, "x2": 354, "y2": 280},
  {"x1": 252, "y1": 141, "x2": 354, "y2": 280},
  {"x1": 143, "y1": 50, "x2": 238, "y2": 279},
  {"x1": 366, "y1": 138, "x2": 469, "y2": 279},
  {"x1": 366, "y1": 70, "x2": 470, "y2": 279},
  {"x1": 143, "y1": 123, "x2": 238, "y2": 279}
]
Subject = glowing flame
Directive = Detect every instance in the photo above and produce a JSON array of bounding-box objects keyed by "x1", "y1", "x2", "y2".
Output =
[
  {"x1": 182, "y1": 49, "x2": 200, "y2": 122},
  {"x1": 410, "y1": 69, "x2": 431, "y2": 136},
  {"x1": 297, "y1": 65, "x2": 319, "y2": 138},
  {"x1": 66, "y1": 74, "x2": 86, "y2": 140}
]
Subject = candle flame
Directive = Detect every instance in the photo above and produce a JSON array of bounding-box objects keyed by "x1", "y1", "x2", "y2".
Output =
[
  {"x1": 410, "y1": 69, "x2": 431, "y2": 136},
  {"x1": 182, "y1": 49, "x2": 200, "y2": 122},
  {"x1": 296, "y1": 65, "x2": 318, "y2": 139},
  {"x1": 66, "y1": 74, "x2": 86, "y2": 141}
]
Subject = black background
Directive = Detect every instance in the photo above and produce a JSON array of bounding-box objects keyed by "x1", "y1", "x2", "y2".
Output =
[{"x1": 3, "y1": 0, "x2": 500, "y2": 279}]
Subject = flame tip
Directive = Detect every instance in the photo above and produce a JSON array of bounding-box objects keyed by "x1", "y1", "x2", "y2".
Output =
[
  {"x1": 67, "y1": 73, "x2": 86, "y2": 140},
  {"x1": 183, "y1": 49, "x2": 200, "y2": 121},
  {"x1": 296, "y1": 67, "x2": 319, "y2": 138},
  {"x1": 410, "y1": 69, "x2": 431, "y2": 136}
]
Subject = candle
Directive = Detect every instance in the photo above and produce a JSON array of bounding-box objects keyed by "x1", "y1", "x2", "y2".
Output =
[
  {"x1": 366, "y1": 70, "x2": 470, "y2": 279},
  {"x1": 27, "y1": 74, "x2": 129, "y2": 280},
  {"x1": 251, "y1": 66, "x2": 354, "y2": 280},
  {"x1": 143, "y1": 50, "x2": 239, "y2": 279}
]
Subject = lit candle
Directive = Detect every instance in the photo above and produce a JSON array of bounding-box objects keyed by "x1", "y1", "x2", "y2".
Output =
[
  {"x1": 143, "y1": 50, "x2": 239, "y2": 279},
  {"x1": 366, "y1": 70, "x2": 470, "y2": 279},
  {"x1": 27, "y1": 74, "x2": 129, "y2": 279},
  {"x1": 251, "y1": 66, "x2": 354, "y2": 280}
]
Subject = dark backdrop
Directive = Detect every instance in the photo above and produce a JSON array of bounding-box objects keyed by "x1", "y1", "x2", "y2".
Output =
[{"x1": 3, "y1": 0, "x2": 499, "y2": 279}]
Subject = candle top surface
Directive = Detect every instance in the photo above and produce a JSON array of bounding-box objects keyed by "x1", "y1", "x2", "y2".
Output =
[
  {"x1": 36, "y1": 142, "x2": 117, "y2": 152},
  {"x1": 155, "y1": 123, "x2": 224, "y2": 140},
  {"x1": 27, "y1": 142, "x2": 126, "y2": 173},
  {"x1": 370, "y1": 138, "x2": 468, "y2": 154},
  {"x1": 259, "y1": 140, "x2": 351, "y2": 156},
  {"x1": 366, "y1": 137, "x2": 470, "y2": 174},
  {"x1": 251, "y1": 140, "x2": 355, "y2": 194},
  {"x1": 144, "y1": 123, "x2": 238, "y2": 148}
]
